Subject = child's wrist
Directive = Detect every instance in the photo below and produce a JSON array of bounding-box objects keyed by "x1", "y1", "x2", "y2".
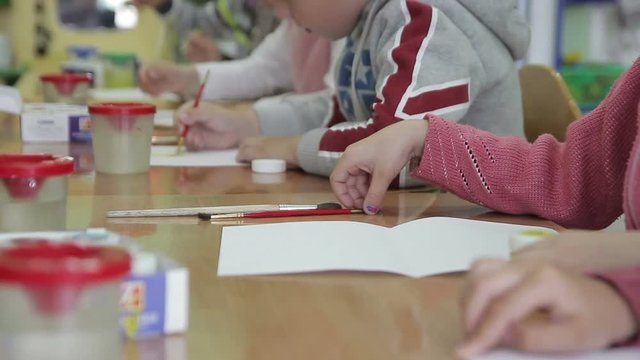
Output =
[{"x1": 410, "y1": 119, "x2": 429, "y2": 157}]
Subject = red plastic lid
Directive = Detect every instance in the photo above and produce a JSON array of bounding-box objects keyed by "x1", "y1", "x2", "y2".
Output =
[
  {"x1": 0, "y1": 241, "x2": 131, "y2": 286},
  {"x1": 0, "y1": 154, "x2": 74, "y2": 178},
  {"x1": 40, "y1": 73, "x2": 92, "y2": 84},
  {"x1": 89, "y1": 102, "x2": 156, "y2": 116}
]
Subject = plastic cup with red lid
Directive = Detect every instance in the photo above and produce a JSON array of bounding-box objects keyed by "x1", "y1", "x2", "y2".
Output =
[
  {"x1": 89, "y1": 102, "x2": 156, "y2": 174},
  {"x1": 0, "y1": 154, "x2": 74, "y2": 232},
  {"x1": 0, "y1": 240, "x2": 131, "y2": 360},
  {"x1": 40, "y1": 73, "x2": 92, "y2": 104}
]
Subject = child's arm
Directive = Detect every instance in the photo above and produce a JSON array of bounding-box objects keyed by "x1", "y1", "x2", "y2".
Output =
[
  {"x1": 253, "y1": 89, "x2": 333, "y2": 136},
  {"x1": 331, "y1": 61, "x2": 640, "y2": 221},
  {"x1": 194, "y1": 22, "x2": 293, "y2": 101},
  {"x1": 414, "y1": 56, "x2": 640, "y2": 229}
]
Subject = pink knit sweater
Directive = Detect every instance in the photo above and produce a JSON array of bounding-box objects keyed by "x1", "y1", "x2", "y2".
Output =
[
  {"x1": 412, "y1": 57, "x2": 640, "y2": 346},
  {"x1": 413, "y1": 59, "x2": 640, "y2": 230}
]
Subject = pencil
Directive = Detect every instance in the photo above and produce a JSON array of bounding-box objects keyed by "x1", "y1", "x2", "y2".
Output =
[
  {"x1": 202, "y1": 208, "x2": 364, "y2": 220},
  {"x1": 176, "y1": 69, "x2": 210, "y2": 155}
]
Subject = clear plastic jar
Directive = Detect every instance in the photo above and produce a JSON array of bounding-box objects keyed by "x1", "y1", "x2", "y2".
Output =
[
  {"x1": 0, "y1": 154, "x2": 74, "y2": 232},
  {"x1": 40, "y1": 73, "x2": 92, "y2": 104},
  {"x1": 0, "y1": 241, "x2": 131, "y2": 360},
  {"x1": 89, "y1": 102, "x2": 156, "y2": 174},
  {"x1": 102, "y1": 52, "x2": 137, "y2": 89}
]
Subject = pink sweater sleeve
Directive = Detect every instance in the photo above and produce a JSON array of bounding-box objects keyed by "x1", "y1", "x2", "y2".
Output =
[
  {"x1": 411, "y1": 61, "x2": 640, "y2": 229},
  {"x1": 594, "y1": 266, "x2": 640, "y2": 346}
]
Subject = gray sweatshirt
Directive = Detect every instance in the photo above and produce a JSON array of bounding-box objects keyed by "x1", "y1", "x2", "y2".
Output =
[{"x1": 260, "y1": 0, "x2": 530, "y2": 183}]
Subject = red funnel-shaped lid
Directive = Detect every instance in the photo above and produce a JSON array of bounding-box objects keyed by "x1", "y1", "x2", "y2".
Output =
[
  {"x1": 0, "y1": 241, "x2": 131, "y2": 315},
  {"x1": 0, "y1": 154, "x2": 74, "y2": 199}
]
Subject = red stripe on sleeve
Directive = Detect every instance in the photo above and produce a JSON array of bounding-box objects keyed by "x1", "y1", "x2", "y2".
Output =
[
  {"x1": 326, "y1": 96, "x2": 347, "y2": 128},
  {"x1": 403, "y1": 83, "x2": 469, "y2": 115},
  {"x1": 320, "y1": 2, "x2": 435, "y2": 153},
  {"x1": 374, "y1": 2, "x2": 434, "y2": 122}
]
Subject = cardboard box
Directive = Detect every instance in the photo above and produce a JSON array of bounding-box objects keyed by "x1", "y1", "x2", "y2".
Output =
[
  {"x1": 20, "y1": 103, "x2": 91, "y2": 143},
  {"x1": 0, "y1": 229, "x2": 189, "y2": 339}
]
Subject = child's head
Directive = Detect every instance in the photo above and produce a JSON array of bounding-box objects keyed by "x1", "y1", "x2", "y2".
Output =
[{"x1": 263, "y1": 0, "x2": 368, "y2": 40}]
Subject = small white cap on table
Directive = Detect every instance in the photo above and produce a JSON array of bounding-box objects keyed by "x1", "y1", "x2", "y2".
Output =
[{"x1": 251, "y1": 159, "x2": 286, "y2": 174}]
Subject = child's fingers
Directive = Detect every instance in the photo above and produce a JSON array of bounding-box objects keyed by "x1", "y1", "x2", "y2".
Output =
[
  {"x1": 462, "y1": 264, "x2": 522, "y2": 334},
  {"x1": 362, "y1": 167, "x2": 394, "y2": 214},
  {"x1": 175, "y1": 101, "x2": 198, "y2": 126},
  {"x1": 508, "y1": 318, "x2": 585, "y2": 353},
  {"x1": 345, "y1": 174, "x2": 365, "y2": 208},
  {"x1": 236, "y1": 139, "x2": 258, "y2": 162},
  {"x1": 457, "y1": 275, "x2": 555, "y2": 358},
  {"x1": 330, "y1": 159, "x2": 360, "y2": 208}
]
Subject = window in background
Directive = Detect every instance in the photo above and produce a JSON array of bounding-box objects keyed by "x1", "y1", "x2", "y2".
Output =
[{"x1": 58, "y1": 0, "x2": 138, "y2": 30}]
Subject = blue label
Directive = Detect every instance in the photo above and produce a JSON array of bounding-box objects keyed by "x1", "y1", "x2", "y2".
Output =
[
  {"x1": 120, "y1": 272, "x2": 166, "y2": 338},
  {"x1": 69, "y1": 115, "x2": 92, "y2": 143}
]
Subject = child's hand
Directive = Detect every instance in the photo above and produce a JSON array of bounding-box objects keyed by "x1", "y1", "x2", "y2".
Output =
[
  {"x1": 456, "y1": 259, "x2": 637, "y2": 358},
  {"x1": 176, "y1": 102, "x2": 260, "y2": 150},
  {"x1": 184, "y1": 30, "x2": 223, "y2": 62},
  {"x1": 330, "y1": 120, "x2": 428, "y2": 214},
  {"x1": 237, "y1": 135, "x2": 302, "y2": 168},
  {"x1": 138, "y1": 62, "x2": 200, "y2": 98}
]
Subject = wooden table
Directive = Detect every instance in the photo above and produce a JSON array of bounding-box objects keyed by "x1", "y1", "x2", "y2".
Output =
[{"x1": 1, "y1": 113, "x2": 560, "y2": 360}]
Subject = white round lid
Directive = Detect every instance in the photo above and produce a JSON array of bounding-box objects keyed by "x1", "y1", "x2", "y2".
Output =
[{"x1": 251, "y1": 159, "x2": 286, "y2": 174}]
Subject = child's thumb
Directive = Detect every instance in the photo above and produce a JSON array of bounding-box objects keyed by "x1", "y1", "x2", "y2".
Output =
[{"x1": 363, "y1": 170, "x2": 392, "y2": 214}]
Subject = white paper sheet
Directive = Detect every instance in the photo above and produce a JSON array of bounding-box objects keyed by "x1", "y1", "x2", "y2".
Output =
[
  {"x1": 89, "y1": 88, "x2": 180, "y2": 102},
  {"x1": 476, "y1": 349, "x2": 640, "y2": 360},
  {"x1": 150, "y1": 146, "x2": 246, "y2": 167},
  {"x1": 218, "y1": 217, "x2": 557, "y2": 277},
  {"x1": 154, "y1": 109, "x2": 175, "y2": 128}
]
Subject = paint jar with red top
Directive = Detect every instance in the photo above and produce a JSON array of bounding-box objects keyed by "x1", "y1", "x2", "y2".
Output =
[
  {"x1": 0, "y1": 154, "x2": 74, "y2": 232},
  {"x1": 40, "y1": 73, "x2": 92, "y2": 104},
  {"x1": 0, "y1": 240, "x2": 131, "y2": 360},
  {"x1": 89, "y1": 103, "x2": 156, "y2": 174}
]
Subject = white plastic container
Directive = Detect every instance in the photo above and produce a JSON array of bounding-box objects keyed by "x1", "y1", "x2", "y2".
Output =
[
  {"x1": 40, "y1": 73, "x2": 92, "y2": 104},
  {"x1": 89, "y1": 102, "x2": 156, "y2": 174},
  {"x1": 0, "y1": 241, "x2": 131, "y2": 360},
  {"x1": 63, "y1": 45, "x2": 104, "y2": 88},
  {"x1": 0, "y1": 154, "x2": 74, "y2": 232}
]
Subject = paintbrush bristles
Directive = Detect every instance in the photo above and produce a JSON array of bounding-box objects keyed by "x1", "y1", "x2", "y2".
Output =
[{"x1": 175, "y1": 136, "x2": 185, "y2": 155}]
